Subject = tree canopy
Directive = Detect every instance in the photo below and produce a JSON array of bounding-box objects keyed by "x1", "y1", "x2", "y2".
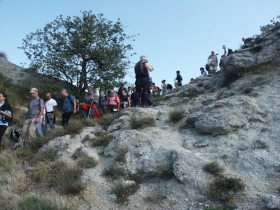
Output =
[{"x1": 19, "y1": 11, "x2": 137, "y2": 93}]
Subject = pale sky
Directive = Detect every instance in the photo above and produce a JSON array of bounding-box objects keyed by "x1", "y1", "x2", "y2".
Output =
[{"x1": 0, "y1": 0, "x2": 279, "y2": 88}]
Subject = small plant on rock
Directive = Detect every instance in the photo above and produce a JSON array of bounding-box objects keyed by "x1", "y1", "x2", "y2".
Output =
[
  {"x1": 92, "y1": 133, "x2": 114, "y2": 147},
  {"x1": 241, "y1": 85, "x2": 253, "y2": 94},
  {"x1": 18, "y1": 196, "x2": 70, "y2": 210},
  {"x1": 169, "y1": 108, "x2": 184, "y2": 122},
  {"x1": 113, "y1": 180, "x2": 139, "y2": 204},
  {"x1": 130, "y1": 115, "x2": 156, "y2": 129},
  {"x1": 203, "y1": 162, "x2": 224, "y2": 176},
  {"x1": 77, "y1": 156, "x2": 98, "y2": 168},
  {"x1": 209, "y1": 177, "x2": 245, "y2": 202},
  {"x1": 63, "y1": 121, "x2": 84, "y2": 134}
]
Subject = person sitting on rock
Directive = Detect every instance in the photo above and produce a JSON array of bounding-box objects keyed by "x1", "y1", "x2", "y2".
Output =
[{"x1": 200, "y1": 67, "x2": 207, "y2": 77}]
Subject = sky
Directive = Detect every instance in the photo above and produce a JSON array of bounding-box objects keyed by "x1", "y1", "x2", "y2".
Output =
[{"x1": 0, "y1": 0, "x2": 279, "y2": 89}]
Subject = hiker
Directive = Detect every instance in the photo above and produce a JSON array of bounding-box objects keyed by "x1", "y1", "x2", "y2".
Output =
[
  {"x1": 81, "y1": 87, "x2": 98, "y2": 119},
  {"x1": 45, "y1": 93, "x2": 57, "y2": 129},
  {"x1": 134, "y1": 55, "x2": 154, "y2": 108},
  {"x1": 152, "y1": 83, "x2": 159, "y2": 96},
  {"x1": 127, "y1": 87, "x2": 132, "y2": 97},
  {"x1": 98, "y1": 91, "x2": 107, "y2": 116},
  {"x1": 106, "y1": 89, "x2": 120, "y2": 113},
  {"x1": 222, "y1": 45, "x2": 233, "y2": 57},
  {"x1": 60, "y1": 89, "x2": 77, "y2": 126},
  {"x1": 242, "y1": 37, "x2": 254, "y2": 45},
  {"x1": 207, "y1": 51, "x2": 218, "y2": 74},
  {"x1": 0, "y1": 92, "x2": 12, "y2": 149},
  {"x1": 22, "y1": 88, "x2": 44, "y2": 140},
  {"x1": 130, "y1": 87, "x2": 137, "y2": 107},
  {"x1": 200, "y1": 67, "x2": 207, "y2": 77},
  {"x1": 36, "y1": 107, "x2": 47, "y2": 137},
  {"x1": 175, "y1": 70, "x2": 183, "y2": 87},
  {"x1": 120, "y1": 89, "x2": 131, "y2": 108},
  {"x1": 161, "y1": 80, "x2": 167, "y2": 93}
]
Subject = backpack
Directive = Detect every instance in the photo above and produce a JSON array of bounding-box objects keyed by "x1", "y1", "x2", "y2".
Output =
[
  {"x1": 68, "y1": 95, "x2": 79, "y2": 111},
  {"x1": 205, "y1": 64, "x2": 210, "y2": 71},
  {"x1": 1, "y1": 105, "x2": 12, "y2": 126},
  {"x1": 135, "y1": 61, "x2": 149, "y2": 78},
  {"x1": 167, "y1": 84, "x2": 173, "y2": 90}
]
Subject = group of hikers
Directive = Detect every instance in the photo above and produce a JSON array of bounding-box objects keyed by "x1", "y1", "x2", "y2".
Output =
[{"x1": 0, "y1": 37, "x2": 254, "y2": 147}]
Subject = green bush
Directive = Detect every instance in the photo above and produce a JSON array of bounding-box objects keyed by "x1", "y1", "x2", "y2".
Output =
[
  {"x1": 18, "y1": 196, "x2": 70, "y2": 210},
  {"x1": 77, "y1": 156, "x2": 98, "y2": 168},
  {"x1": 130, "y1": 115, "x2": 156, "y2": 129},
  {"x1": 113, "y1": 180, "x2": 139, "y2": 204},
  {"x1": 63, "y1": 120, "x2": 84, "y2": 134},
  {"x1": 169, "y1": 108, "x2": 184, "y2": 122},
  {"x1": 203, "y1": 162, "x2": 224, "y2": 176},
  {"x1": 209, "y1": 177, "x2": 245, "y2": 202},
  {"x1": 97, "y1": 113, "x2": 119, "y2": 130},
  {"x1": 92, "y1": 133, "x2": 114, "y2": 147}
]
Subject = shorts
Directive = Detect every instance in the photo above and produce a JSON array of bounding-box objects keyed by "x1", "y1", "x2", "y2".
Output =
[{"x1": 209, "y1": 66, "x2": 217, "y2": 71}]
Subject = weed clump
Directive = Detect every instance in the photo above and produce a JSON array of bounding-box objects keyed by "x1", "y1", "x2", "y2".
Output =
[
  {"x1": 209, "y1": 177, "x2": 245, "y2": 202},
  {"x1": 203, "y1": 162, "x2": 224, "y2": 176},
  {"x1": 130, "y1": 115, "x2": 156, "y2": 129},
  {"x1": 92, "y1": 133, "x2": 114, "y2": 147},
  {"x1": 113, "y1": 180, "x2": 139, "y2": 204},
  {"x1": 77, "y1": 156, "x2": 98, "y2": 168},
  {"x1": 169, "y1": 108, "x2": 184, "y2": 122}
]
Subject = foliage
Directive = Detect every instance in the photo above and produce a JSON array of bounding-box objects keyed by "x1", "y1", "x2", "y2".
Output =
[
  {"x1": 103, "y1": 165, "x2": 126, "y2": 180},
  {"x1": 77, "y1": 156, "x2": 98, "y2": 168},
  {"x1": 92, "y1": 133, "x2": 114, "y2": 147},
  {"x1": 203, "y1": 162, "x2": 224, "y2": 176},
  {"x1": 209, "y1": 177, "x2": 245, "y2": 202},
  {"x1": 0, "y1": 52, "x2": 8, "y2": 60},
  {"x1": 63, "y1": 120, "x2": 84, "y2": 134},
  {"x1": 29, "y1": 161, "x2": 85, "y2": 195},
  {"x1": 241, "y1": 85, "x2": 253, "y2": 94},
  {"x1": 130, "y1": 115, "x2": 156, "y2": 129},
  {"x1": 113, "y1": 180, "x2": 139, "y2": 204},
  {"x1": 97, "y1": 112, "x2": 119, "y2": 130},
  {"x1": 169, "y1": 108, "x2": 184, "y2": 122},
  {"x1": 260, "y1": 15, "x2": 280, "y2": 34},
  {"x1": 19, "y1": 11, "x2": 137, "y2": 93},
  {"x1": 18, "y1": 196, "x2": 70, "y2": 210}
]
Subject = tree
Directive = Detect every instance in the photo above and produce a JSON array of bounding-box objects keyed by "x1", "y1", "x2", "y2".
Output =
[{"x1": 19, "y1": 11, "x2": 137, "y2": 93}]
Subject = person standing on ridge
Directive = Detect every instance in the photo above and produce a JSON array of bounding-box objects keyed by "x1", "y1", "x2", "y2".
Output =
[
  {"x1": 175, "y1": 70, "x2": 183, "y2": 88},
  {"x1": 208, "y1": 51, "x2": 218, "y2": 74},
  {"x1": 134, "y1": 55, "x2": 154, "y2": 108}
]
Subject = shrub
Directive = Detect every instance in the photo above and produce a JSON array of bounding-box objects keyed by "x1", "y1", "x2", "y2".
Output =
[
  {"x1": 241, "y1": 85, "x2": 253, "y2": 94},
  {"x1": 260, "y1": 15, "x2": 280, "y2": 34},
  {"x1": 26, "y1": 136, "x2": 50, "y2": 154},
  {"x1": 18, "y1": 196, "x2": 70, "y2": 210},
  {"x1": 113, "y1": 180, "x2": 139, "y2": 203},
  {"x1": 29, "y1": 163, "x2": 52, "y2": 183},
  {"x1": 72, "y1": 147, "x2": 83, "y2": 159},
  {"x1": 203, "y1": 162, "x2": 224, "y2": 176},
  {"x1": 63, "y1": 120, "x2": 84, "y2": 134},
  {"x1": 169, "y1": 108, "x2": 184, "y2": 122},
  {"x1": 145, "y1": 190, "x2": 167, "y2": 204},
  {"x1": 130, "y1": 115, "x2": 156, "y2": 129},
  {"x1": 209, "y1": 177, "x2": 245, "y2": 202},
  {"x1": 103, "y1": 165, "x2": 126, "y2": 180},
  {"x1": 157, "y1": 165, "x2": 174, "y2": 180},
  {"x1": 0, "y1": 52, "x2": 7, "y2": 60},
  {"x1": 92, "y1": 133, "x2": 114, "y2": 147},
  {"x1": 98, "y1": 113, "x2": 119, "y2": 130},
  {"x1": 77, "y1": 156, "x2": 98, "y2": 168},
  {"x1": 81, "y1": 118, "x2": 96, "y2": 127},
  {"x1": 30, "y1": 149, "x2": 58, "y2": 165}
]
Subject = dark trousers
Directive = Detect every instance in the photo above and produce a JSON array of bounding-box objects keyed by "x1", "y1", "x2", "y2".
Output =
[
  {"x1": 135, "y1": 77, "x2": 149, "y2": 106},
  {"x1": 0, "y1": 125, "x2": 8, "y2": 145},
  {"x1": 62, "y1": 112, "x2": 72, "y2": 126}
]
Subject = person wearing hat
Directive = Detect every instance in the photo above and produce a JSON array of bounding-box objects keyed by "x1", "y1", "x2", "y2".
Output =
[
  {"x1": 22, "y1": 88, "x2": 44, "y2": 140},
  {"x1": 134, "y1": 55, "x2": 154, "y2": 107},
  {"x1": 175, "y1": 70, "x2": 183, "y2": 88}
]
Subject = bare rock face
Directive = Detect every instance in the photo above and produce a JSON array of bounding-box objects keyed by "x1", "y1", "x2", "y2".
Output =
[{"x1": 187, "y1": 96, "x2": 267, "y2": 134}]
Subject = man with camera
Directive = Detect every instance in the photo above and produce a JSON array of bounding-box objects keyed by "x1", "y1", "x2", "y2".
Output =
[{"x1": 134, "y1": 55, "x2": 154, "y2": 108}]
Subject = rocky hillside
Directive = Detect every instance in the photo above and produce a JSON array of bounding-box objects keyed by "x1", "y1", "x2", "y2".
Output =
[{"x1": 1, "y1": 26, "x2": 280, "y2": 209}]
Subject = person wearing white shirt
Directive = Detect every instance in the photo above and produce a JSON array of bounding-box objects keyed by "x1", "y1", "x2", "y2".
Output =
[{"x1": 45, "y1": 93, "x2": 57, "y2": 129}]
